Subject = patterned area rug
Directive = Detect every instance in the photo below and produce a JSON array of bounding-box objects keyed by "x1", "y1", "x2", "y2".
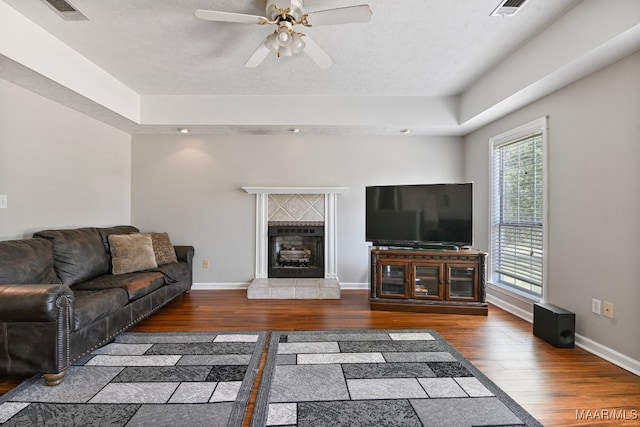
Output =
[
  {"x1": 252, "y1": 330, "x2": 542, "y2": 427},
  {"x1": 0, "y1": 332, "x2": 267, "y2": 427}
]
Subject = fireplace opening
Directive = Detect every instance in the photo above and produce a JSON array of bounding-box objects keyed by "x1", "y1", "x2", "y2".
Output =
[{"x1": 268, "y1": 224, "x2": 324, "y2": 278}]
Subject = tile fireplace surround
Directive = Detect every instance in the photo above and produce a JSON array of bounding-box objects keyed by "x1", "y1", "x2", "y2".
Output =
[{"x1": 242, "y1": 186, "x2": 347, "y2": 299}]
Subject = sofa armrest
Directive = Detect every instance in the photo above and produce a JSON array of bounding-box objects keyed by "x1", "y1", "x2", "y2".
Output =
[
  {"x1": 174, "y1": 245, "x2": 194, "y2": 264},
  {"x1": 0, "y1": 284, "x2": 73, "y2": 322}
]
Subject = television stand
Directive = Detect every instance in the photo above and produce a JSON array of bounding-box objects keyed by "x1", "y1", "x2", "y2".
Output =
[{"x1": 370, "y1": 248, "x2": 488, "y2": 315}]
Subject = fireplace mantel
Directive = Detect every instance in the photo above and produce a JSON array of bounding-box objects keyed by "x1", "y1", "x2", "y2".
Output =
[
  {"x1": 242, "y1": 186, "x2": 348, "y2": 282},
  {"x1": 242, "y1": 186, "x2": 348, "y2": 195}
]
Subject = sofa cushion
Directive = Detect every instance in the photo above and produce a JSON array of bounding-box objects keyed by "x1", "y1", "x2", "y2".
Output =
[
  {"x1": 109, "y1": 233, "x2": 158, "y2": 275},
  {"x1": 72, "y1": 288, "x2": 129, "y2": 331},
  {"x1": 0, "y1": 239, "x2": 60, "y2": 284},
  {"x1": 33, "y1": 228, "x2": 109, "y2": 286},
  {"x1": 73, "y1": 271, "x2": 166, "y2": 301},
  {"x1": 149, "y1": 232, "x2": 178, "y2": 265},
  {"x1": 97, "y1": 225, "x2": 140, "y2": 254},
  {"x1": 154, "y1": 261, "x2": 191, "y2": 284}
]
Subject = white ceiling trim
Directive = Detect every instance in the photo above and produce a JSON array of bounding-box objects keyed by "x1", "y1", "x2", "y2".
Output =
[
  {"x1": 458, "y1": 22, "x2": 640, "y2": 135},
  {"x1": 140, "y1": 95, "x2": 459, "y2": 129},
  {"x1": 0, "y1": 1, "x2": 140, "y2": 122},
  {"x1": 460, "y1": 0, "x2": 640, "y2": 126}
]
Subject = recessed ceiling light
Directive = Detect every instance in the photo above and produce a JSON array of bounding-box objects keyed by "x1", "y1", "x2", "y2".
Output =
[
  {"x1": 178, "y1": 128, "x2": 190, "y2": 134},
  {"x1": 400, "y1": 129, "x2": 412, "y2": 134}
]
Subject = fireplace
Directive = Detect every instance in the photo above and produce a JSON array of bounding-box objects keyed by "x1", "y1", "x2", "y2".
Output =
[
  {"x1": 243, "y1": 186, "x2": 347, "y2": 299},
  {"x1": 268, "y1": 224, "x2": 324, "y2": 278}
]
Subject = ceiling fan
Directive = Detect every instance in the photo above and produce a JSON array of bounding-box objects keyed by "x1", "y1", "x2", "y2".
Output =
[{"x1": 194, "y1": 0, "x2": 372, "y2": 69}]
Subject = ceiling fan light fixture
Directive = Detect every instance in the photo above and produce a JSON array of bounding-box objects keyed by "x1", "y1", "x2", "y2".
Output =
[
  {"x1": 291, "y1": 33, "x2": 305, "y2": 54},
  {"x1": 276, "y1": 23, "x2": 294, "y2": 46},
  {"x1": 194, "y1": 1, "x2": 372, "y2": 68},
  {"x1": 266, "y1": 23, "x2": 305, "y2": 57},
  {"x1": 277, "y1": 30, "x2": 291, "y2": 44},
  {"x1": 265, "y1": 33, "x2": 278, "y2": 52}
]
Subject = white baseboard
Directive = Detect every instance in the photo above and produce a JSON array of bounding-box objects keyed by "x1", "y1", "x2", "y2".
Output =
[
  {"x1": 192, "y1": 282, "x2": 249, "y2": 290},
  {"x1": 486, "y1": 293, "x2": 533, "y2": 323},
  {"x1": 574, "y1": 335, "x2": 640, "y2": 376},
  {"x1": 192, "y1": 282, "x2": 370, "y2": 290},
  {"x1": 488, "y1": 288, "x2": 640, "y2": 377},
  {"x1": 338, "y1": 282, "x2": 369, "y2": 290}
]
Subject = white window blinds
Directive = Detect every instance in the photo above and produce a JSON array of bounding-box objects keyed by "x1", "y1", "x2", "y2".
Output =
[{"x1": 491, "y1": 120, "x2": 546, "y2": 297}]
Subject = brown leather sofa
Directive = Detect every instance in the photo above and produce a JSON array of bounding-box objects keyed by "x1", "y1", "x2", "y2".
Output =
[{"x1": 0, "y1": 226, "x2": 194, "y2": 385}]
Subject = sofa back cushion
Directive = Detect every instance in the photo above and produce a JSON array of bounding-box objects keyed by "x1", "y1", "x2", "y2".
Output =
[
  {"x1": 33, "y1": 227, "x2": 110, "y2": 286},
  {"x1": 0, "y1": 239, "x2": 60, "y2": 284},
  {"x1": 97, "y1": 225, "x2": 139, "y2": 254}
]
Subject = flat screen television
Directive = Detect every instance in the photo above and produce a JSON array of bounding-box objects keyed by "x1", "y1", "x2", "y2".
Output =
[{"x1": 366, "y1": 183, "x2": 473, "y2": 248}]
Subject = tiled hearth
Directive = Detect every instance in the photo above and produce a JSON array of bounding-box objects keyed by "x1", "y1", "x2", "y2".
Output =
[
  {"x1": 242, "y1": 187, "x2": 347, "y2": 299},
  {"x1": 247, "y1": 278, "x2": 340, "y2": 299}
]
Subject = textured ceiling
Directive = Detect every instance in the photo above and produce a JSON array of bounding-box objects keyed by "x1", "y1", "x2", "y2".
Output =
[
  {"x1": 7, "y1": 0, "x2": 633, "y2": 136},
  {"x1": 3, "y1": 0, "x2": 577, "y2": 96}
]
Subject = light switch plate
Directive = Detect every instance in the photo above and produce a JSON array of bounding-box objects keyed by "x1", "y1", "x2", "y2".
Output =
[{"x1": 0, "y1": 195, "x2": 7, "y2": 209}]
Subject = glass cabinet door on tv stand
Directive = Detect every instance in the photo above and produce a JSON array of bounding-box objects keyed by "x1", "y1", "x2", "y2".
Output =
[
  {"x1": 412, "y1": 264, "x2": 443, "y2": 300},
  {"x1": 446, "y1": 264, "x2": 477, "y2": 300},
  {"x1": 370, "y1": 248, "x2": 488, "y2": 315},
  {"x1": 377, "y1": 261, "x2": 409, "y2": 298}
]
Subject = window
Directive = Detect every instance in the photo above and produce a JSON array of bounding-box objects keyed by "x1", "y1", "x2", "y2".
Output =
[{"x1": 490, "y1": 117, "x2": 547, "y2": 298}]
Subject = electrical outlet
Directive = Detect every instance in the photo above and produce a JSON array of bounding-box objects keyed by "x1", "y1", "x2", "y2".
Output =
[
  {"x1": 603, "y1": 302, "x2": 614, "y2": 318},
  {"x1": 203, "y1": 259, "x2": 209, "y2": 269},
  {"x1": 591, "y1": 298, "x2": 601, "y2": 315}
]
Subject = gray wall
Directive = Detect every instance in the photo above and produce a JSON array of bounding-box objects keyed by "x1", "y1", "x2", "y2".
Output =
[
  {"x1": 2, "y1": 50, "x2": 638, "y2": 368},
  {"x1": 130, "y1": 134, "x2": 464, "y2": 286},
  {"x1": 0, "y1": 80, "x2": 131, "y2": 240},
  {"x1": 464, "y1": 51, "x2": 640, "y2": 361}
]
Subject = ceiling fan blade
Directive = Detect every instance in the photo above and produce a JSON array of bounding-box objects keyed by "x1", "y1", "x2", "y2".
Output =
[
  {"x1": 245, "y1": 39, "x2": 272, "y2": 68},
  {"x1": 194, "y1": 9, "x2": 264, "y2": 24},
  {"x1": 302, "y1": 35, "x2": 334, "y2": 69},
  {"x1": 305, "y1": 5, "x2": 372, "y2": 26}
]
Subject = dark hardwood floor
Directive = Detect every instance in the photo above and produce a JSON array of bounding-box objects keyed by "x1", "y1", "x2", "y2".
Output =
[{"x1": 2, "y1": 290, "x2": 639, "y2": 426}]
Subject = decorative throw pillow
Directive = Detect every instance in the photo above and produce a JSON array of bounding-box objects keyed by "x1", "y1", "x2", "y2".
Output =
[
  {"x1": 149, "y1": 232, "x2": 178, "y2": 265},
  {"x1": 108, "y1": 233, "x2": 158, "y2": 275}
]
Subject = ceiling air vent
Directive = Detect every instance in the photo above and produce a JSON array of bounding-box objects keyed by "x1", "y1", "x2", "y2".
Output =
[
  {"x1": 41, "y1": 0, "x2": 88, "y2": 20},
  {"x1": 491, "y1": 0, "x2": 529, "y2": 17}
]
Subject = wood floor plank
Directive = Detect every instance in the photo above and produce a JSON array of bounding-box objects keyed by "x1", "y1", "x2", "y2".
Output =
[{"x1": 2, "y1": 289, "x2": 639, "y2": 426}]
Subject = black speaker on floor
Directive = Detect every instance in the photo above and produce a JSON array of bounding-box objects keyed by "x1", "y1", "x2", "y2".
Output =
[{"x1": 533, "y1": 302, "x2": 575, "y2": 348}]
